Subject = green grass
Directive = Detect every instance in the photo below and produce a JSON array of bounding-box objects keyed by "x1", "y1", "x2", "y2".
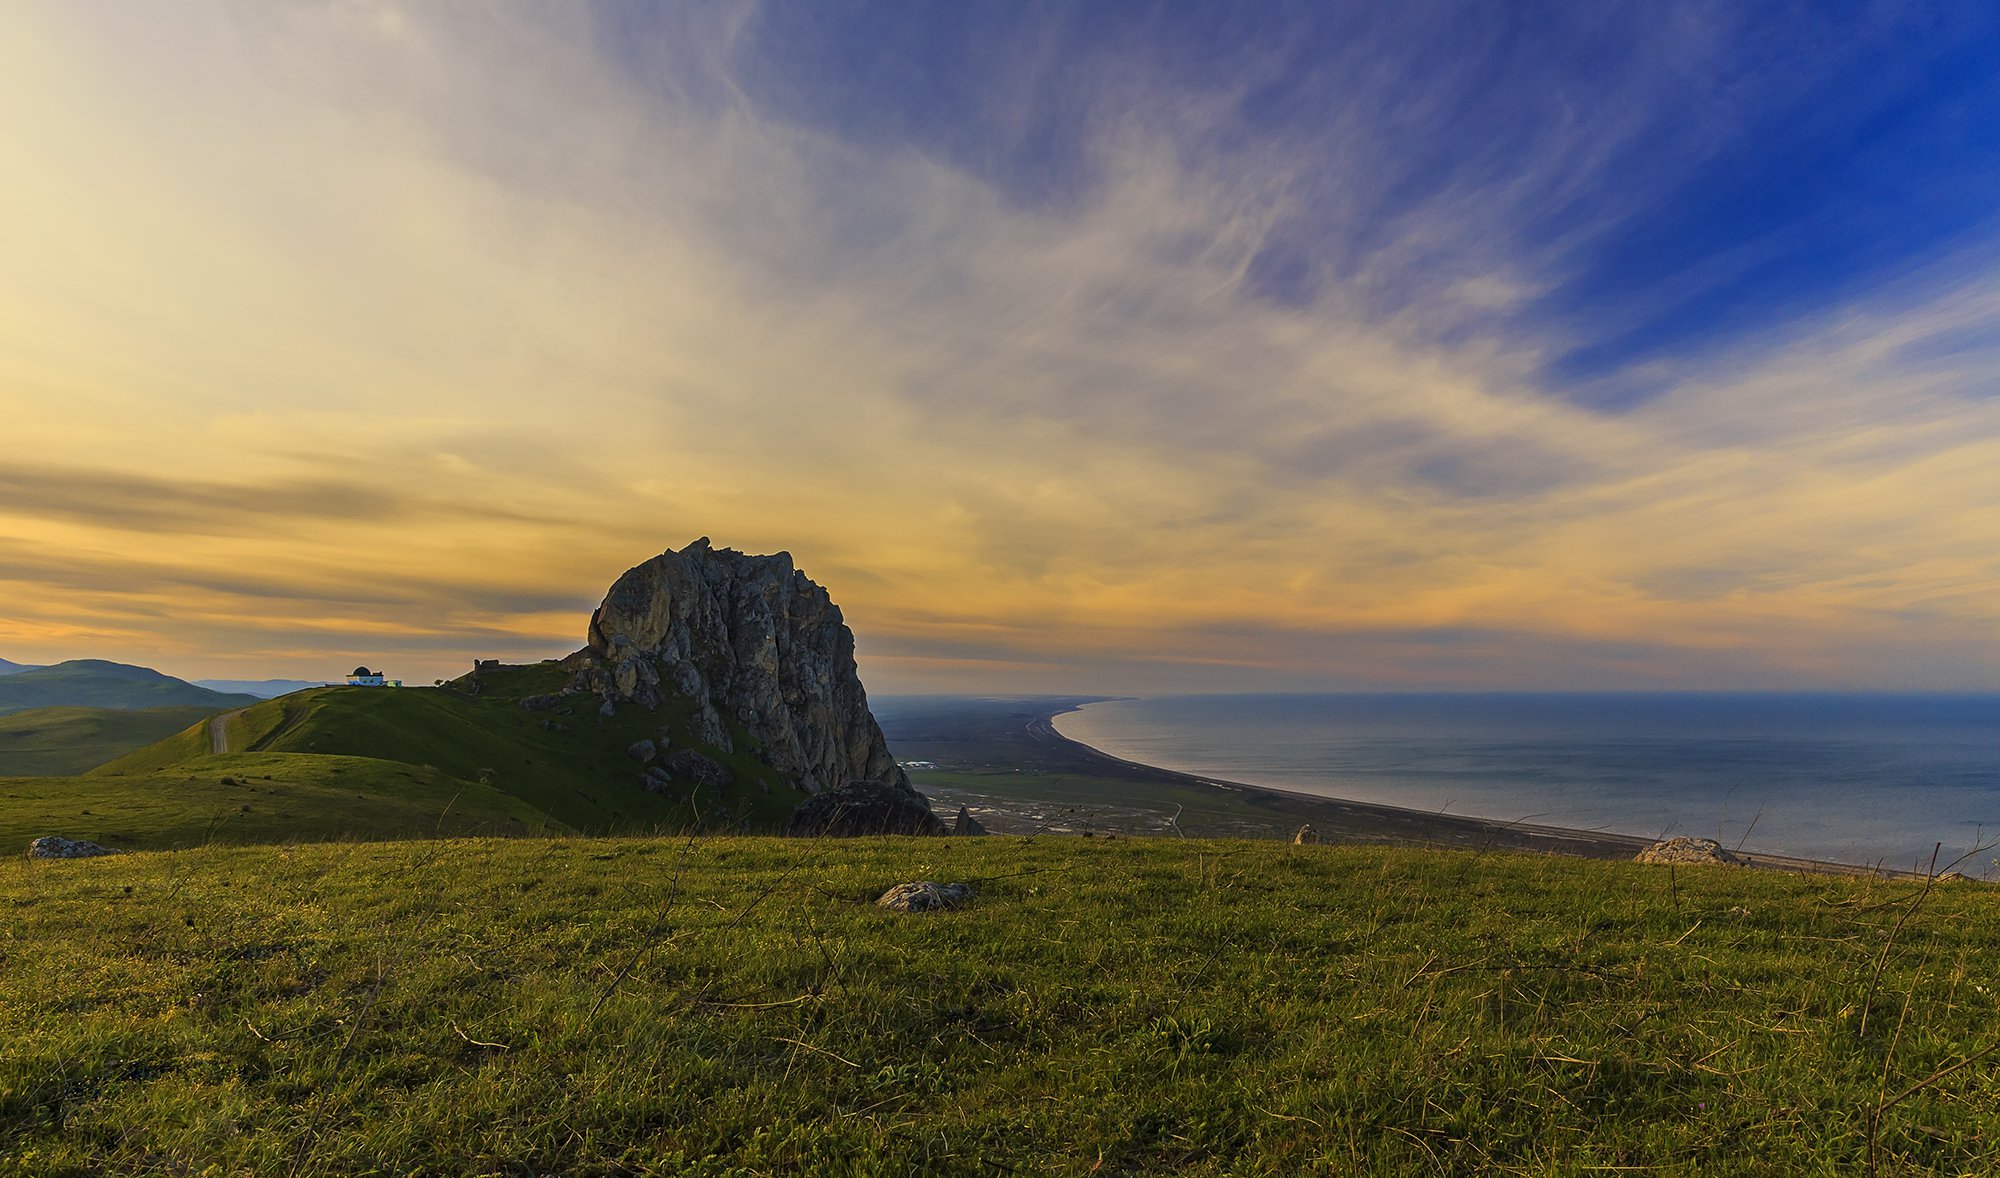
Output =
[
  {"x1": 0, "y1": 706, "x2": 224, "y2": 777},
  {"x1": 0, "y1": 753, "x2": 565, "y2": 851},
  {"x1": 5, "y1": 836, "x2": 1998, "y2": 1175},
  {"x1": 7, "y1": 671, "x2": 803, "y2": 853}
]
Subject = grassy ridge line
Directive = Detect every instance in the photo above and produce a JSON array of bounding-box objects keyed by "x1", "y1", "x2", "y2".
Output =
[
  {"x1": 0, "y1": 706, "x2": 223, "y2": 777},
  {"x1": 223, "y1": 680, "x2": 799, "y2": 832},
  {"x1": 11, "y1": 674, "x2": 804, "y2": 852},
  {"x1": 4, "y1": 836, "x2": 1998, "y2": 1174},
  {"x1": 0, "y1": 752, "x2": 568, "y2": 851}
]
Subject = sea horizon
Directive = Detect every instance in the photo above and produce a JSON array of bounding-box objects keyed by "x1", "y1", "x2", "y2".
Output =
[{"x1": 1049, "y1": 692, "x2": 2000, "y2": 873}]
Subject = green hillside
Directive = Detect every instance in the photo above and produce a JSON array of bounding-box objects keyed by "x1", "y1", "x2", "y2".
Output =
[
  {"x1": 0, "y1": 705, "x2": 223, "y2": 776},
  {"x1": 0, "y1": 752, "x2": 561, "y2": 850},
  {"x1": 5, "y1": 836, "x2": 1998, "y2": 1174},
  {"x1": 8, "y1": 665, "x2": 804, "y2": 851},
  {"x1": 0, "y1": 660, "x2": 258, "y2": 716}
]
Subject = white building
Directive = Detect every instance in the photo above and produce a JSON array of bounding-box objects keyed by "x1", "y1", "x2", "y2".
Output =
[{"x1": 345, "y1": 666, "x2": 402, "y2": 688}]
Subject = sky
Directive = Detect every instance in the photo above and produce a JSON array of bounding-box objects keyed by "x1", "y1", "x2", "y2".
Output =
[{"x1": 4, "y1": 1, "x2": 2000, "y2": 693}]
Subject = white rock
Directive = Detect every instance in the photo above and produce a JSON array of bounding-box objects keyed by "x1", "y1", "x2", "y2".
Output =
[{"x1": 876, "y1": 881, "x2": 974, "y2": 912}]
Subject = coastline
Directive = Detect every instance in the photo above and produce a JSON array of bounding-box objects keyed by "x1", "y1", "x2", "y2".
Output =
[{"x1": 1032, "y1": 701, "x2": 1924, "y2": 879}]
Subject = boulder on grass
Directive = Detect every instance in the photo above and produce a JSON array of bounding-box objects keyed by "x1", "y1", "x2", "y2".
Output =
[
  {"x1": 952, "y1": 805, "x2": 988, "y2": 836},
  {"x1": 1635, "y1": 837, "x2": 1742, "y2": 866},
  {"x1": 27, "y1": 836, "x2": 120, "y2": 860},
  {"x1": 665, "y1": 748, "x2": 732, "y2": 789},
  {"x1": 877, "y1": 881, "x2": 974, "y2": 912}
]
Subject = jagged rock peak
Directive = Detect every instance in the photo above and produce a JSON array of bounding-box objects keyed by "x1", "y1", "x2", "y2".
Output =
[{"x1": 581, "y1": 539, "x2": 941, "y2": 832}]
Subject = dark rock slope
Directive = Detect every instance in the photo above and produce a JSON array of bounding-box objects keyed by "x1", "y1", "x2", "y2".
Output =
[{"x1": 577, "y1": 538, "x2": 942, "y2": 835}]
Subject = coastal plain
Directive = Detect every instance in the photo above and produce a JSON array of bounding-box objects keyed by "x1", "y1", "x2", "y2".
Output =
[{"x1": 881, "y1": 698, "x2": 1900, "y2": 877}]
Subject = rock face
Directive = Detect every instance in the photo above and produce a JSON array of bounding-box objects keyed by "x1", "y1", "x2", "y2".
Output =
[
  {"x1": 581, "y1": 538, "x2": 942, "y2": 834},
  {"x1": 1635, "y1": 837, "x2": 1742, "y2": 866},
  {"x1": 27, "y1": 836, "x2": 119, "y2": 859},
  {"x1": 786, "y1": 780, "x2": 945, "y2": 836},
  {"x1": 876, "y1": 881, "x2": 975, "y2": 912}
]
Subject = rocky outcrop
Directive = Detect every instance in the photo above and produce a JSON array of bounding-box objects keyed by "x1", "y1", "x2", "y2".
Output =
[
  {"x1": 1635, "y1": 837, "x2": 1742, "y2": 866},
  {"x1": 952, "y1": 805, "x2": 988, "y2": 836},
  {"x1": 27, "y1": 836, "x2": 120, "y2": 859},
  {"x1": 1293, "y1": 824, "x2": 1321, "y2": 845},
  {"x1": 580, "y1": 538, "x2": 940, "y2": 834},
  {"x1": 785, "y1": 780, "x2": 946, "y2": 836}
]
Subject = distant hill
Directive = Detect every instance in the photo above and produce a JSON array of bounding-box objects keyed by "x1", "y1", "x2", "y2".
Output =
[
  {"x1": 0, "y1": 657, "x2": 40, "y2": 676},
  {"x1": 193, "y1": 678, "x2": 329, "y2": 699},
  {"x1": 0, "y1": 705, "x2": 224, "y2": 776},
  {"x1": 0, "y1": 660, "x2": 260, "y2": 717}
]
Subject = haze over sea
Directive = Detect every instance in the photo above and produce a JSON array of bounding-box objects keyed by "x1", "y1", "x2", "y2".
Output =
[{"x1": 1054, "y1": 695, "x2": 2000, "y2": 872}]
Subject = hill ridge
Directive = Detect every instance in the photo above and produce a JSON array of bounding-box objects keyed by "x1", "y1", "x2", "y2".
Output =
[{"x1": 0, "y1": 659, "x2": 260, "y2": 717}]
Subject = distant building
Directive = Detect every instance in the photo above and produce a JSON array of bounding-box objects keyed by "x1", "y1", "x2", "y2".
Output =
[{"x1": 346, "y1": 666, "x2": 402, "y2": 688}]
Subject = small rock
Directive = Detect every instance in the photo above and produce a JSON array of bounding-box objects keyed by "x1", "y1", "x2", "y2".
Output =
[
  {"x1": 876, "y1": 881, "x2": 974, "y2": 912},
  {"x1": 1293, "y1": 824, "x2": 1321, "y2": 846},
  {"x1": 640, "y1": 766, "x2": 673, "y2": 794},
  {"x1": 598, "y1": 696, "x2": 616, "y2": 718},
  {"x1": 628, "y1": 739, "x2": 657, "y2": 764},
  {"x1": 1635, "y1": 837, "x2": 1742, "y2": 866},
  {"x1": 665, "y1": 748, "x2": 732, "y2": 789},
  {"x1": 27, "y1": 836, "x2": 120, "y2": 860},
  {"x1": 952, "y1": 805, "x2": 988, "y2": 836}
]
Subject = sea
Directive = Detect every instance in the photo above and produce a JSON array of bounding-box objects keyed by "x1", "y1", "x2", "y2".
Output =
[{"x1": 1052, "y1": 694, "x2": 2000, "y2": 872}]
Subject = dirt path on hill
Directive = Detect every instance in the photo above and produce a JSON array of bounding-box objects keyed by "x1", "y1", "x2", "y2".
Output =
[{"x1": 210, "y1": 710, "x2": 245, "y2": 754}]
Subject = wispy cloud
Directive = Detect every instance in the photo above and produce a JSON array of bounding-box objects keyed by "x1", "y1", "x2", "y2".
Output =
[{"x1": 1, "y1": 2, "x2": 1998, "y2": 689}]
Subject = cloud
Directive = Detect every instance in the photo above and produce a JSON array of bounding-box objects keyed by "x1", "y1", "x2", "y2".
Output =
[{"x1": 1, "y1": 2, "x2": 1998, "y2": 689}]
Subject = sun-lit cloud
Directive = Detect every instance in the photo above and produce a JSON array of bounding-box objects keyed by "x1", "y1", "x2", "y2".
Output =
[{"x1": 2, "y1": 1, "x2": 1998, "y2": 691}]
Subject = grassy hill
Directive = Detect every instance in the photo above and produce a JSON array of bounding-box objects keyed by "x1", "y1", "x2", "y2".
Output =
[
  {"x1": 4, "y1": 836, "x2": 1997, "y2": 1174},
  {"x1": 0, "y1": 660, "x2": 258, "y2": 717},
  {"x1": 0, "y1": 705, "x2": 224, "y2": 776},
  {"x1": 0, "y1": 657, "x2": 37, "y2": 676},
  {"x1": 3, "y1": 665, "x2": 805, "y2": 852}
]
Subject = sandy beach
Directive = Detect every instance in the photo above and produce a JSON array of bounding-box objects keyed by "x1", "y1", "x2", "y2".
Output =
[{"x1": 1025, "y1": 703, "x2": 1929, "y2": 879}]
